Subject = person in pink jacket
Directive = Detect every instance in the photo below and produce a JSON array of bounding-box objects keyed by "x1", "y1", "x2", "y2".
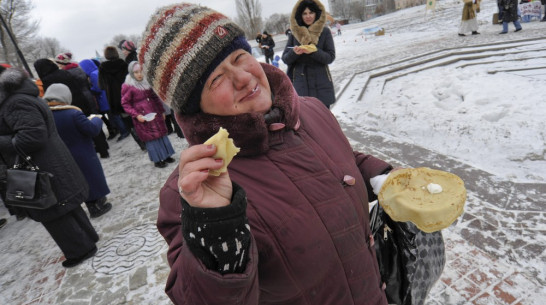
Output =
[
  {"x1": 141, "y1": 3, "x2": 392, "y2": 304},
  {"x1": 121, "y1": 61, "x2": 175, "y2": 168}
]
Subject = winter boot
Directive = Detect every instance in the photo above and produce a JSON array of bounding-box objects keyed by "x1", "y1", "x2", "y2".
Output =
[{"x1": 85, "y1": 197, "x2": 112, "y2": 218}]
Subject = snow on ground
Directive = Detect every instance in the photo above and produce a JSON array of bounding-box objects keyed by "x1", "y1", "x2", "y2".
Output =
[{"x1": 327, "y1": 0, "x2": 546, "y2": 183}]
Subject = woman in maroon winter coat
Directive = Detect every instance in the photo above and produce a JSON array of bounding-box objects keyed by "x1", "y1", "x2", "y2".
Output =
[
  {"x1": 121, "y1": 61, "x2": 175, "y2": 168},
  {"x1": 142, "y1": 4, "x2": 391, "y2": 305}
]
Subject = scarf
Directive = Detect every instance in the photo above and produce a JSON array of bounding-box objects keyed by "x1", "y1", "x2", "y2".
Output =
[{"x1": 47, "y1": 101, "x2": 82, "y2": 112}]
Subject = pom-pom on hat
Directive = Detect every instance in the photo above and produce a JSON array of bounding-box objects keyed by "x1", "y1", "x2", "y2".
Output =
[
  {"x1": 55, "y1": 53, "x2": 72, "y2": 65},
  {"x1": 139, "y1": 3, "x2": 251, "y2": 115},
  {"x1": 122, "y1": 40, "x2": 136, "y2": 52}
]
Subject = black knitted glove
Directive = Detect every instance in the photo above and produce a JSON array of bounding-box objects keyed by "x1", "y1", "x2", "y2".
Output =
[{"x1": 181, "y1": 182, "x2": 251, "y2": 274}]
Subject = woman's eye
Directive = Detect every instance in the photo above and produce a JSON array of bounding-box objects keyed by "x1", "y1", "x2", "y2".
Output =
[{"x1": 210, "y1": 74, "x2": 222, "y2": 88}]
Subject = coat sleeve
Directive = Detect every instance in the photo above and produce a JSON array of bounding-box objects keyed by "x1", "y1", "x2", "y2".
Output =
[
  {"x1": 5, "y1": 97, "x2": 50, "y2": 155},
  {"x1": 89, "y1": 73, "x2": 102, "y2": 95},
  {"x1": 281, "y1": 34, "x2": 299, "y2": 66},
  {"x1": 308, "y1": 28, "x2": 336, "y2": 65},
  {"x1": 98, "y1": 67, "x2": 107, "y2": 91},
  {"x1": 120, "y1": 85, "x2": 139, "y2": 118},
  {"x1": 353, "y1": 151, "x2": 392, "y2": 202},
  {"x1": 73, "y1": 111, "x2": 102, "y2": 138},
  {"x1": 157, "y1": 168, "x2": 259, "y2": 305}
]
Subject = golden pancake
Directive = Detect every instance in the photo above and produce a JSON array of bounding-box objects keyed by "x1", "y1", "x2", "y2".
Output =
[
  {"x1": 203, "y1": 127, "x2": 240, "y2": 176},
  {"x1": 299, "y1": 44, "x2": 317, "y2": 53},
  {"x1": 378, "y1": 167, "x2": 466, "y2": 233}
]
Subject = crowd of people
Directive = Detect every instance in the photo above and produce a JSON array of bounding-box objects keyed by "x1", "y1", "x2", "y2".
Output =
[{"x1": 0, "y1": 38, "x2": 184, "y2": 268}]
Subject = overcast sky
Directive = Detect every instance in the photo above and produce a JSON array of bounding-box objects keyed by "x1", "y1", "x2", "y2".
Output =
[{"x1": 30, "y1": 0, "x2": 330, "y2": 61}]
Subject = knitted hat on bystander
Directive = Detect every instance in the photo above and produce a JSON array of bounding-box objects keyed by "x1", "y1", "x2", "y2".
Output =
[
  {"x1": 55, "y1": 53, "x2": 72, "y2": 65},
  {"x1": 138, "y1": 3, "x2": 251, "y2": 115},
  {"x1": 121, "y1": 40, "x2": 136, "y2": 52},
  {"x1": 43, "y1": 83, "x2": 73, "y2": 105}
]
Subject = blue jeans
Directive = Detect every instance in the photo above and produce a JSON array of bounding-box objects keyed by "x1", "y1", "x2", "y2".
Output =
[
  {"x1": 502, "y1": 20, "x2": 522, "y2": 32},
  {"x1": 110, "y1": 114, "x2": 128, "y2": 136}
]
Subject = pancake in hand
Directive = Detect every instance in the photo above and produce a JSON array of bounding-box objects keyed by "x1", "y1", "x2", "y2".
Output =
[
  {"x1": 378, "y1": 167, "x2": 467, "y2": 233},
  {"x1": 299, "y1": 44, "x2": 317, "y2": 53},
  {"x1": 203, "y1": 127, "x2": 240, "y2": 176}
]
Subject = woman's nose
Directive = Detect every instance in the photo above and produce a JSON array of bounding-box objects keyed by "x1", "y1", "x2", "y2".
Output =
[{"x1": 231, "y1": 67, "x2": 251, "y2": 89}]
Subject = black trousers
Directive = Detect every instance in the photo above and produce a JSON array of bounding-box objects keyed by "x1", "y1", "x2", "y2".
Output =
[
  {"x1": 41, "y1": 206, "x2": 98, "y2": 260},
  {"x1": 165, "y1": 113, "x2": 184, "y2": 138},
  {"x1": 93, "y1": 130, "x2": 109, "y2": 157}
]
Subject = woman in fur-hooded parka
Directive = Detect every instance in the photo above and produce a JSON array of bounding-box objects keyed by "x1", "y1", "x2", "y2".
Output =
[
  {"x1": 282, "y1": 0, "x2": 336, "y2": 108},
  {"x1": 0, "y1": 68, "x2": 98, "y2": 263}
]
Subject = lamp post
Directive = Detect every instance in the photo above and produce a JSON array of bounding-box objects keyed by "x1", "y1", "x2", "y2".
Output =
[{"x1": 0, "y1": 13, "x2": 34, "y2": 78}]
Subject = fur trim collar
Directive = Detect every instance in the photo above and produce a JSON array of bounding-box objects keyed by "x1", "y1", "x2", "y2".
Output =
[
  {"x1": 0, "y1": 68, "x2": 28, "y2": 104},
  {"x1": 290, "y1": 0, "x2": 327, "y2": 45},
  {"x1": 176, "y1": 64, "x2": 301, "y2": 157},
  {"x1": 47, "y1": 101, "x2": 82, "y2": 112}
]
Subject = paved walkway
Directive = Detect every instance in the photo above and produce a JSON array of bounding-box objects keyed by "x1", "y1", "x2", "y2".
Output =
[
  {"x1": 2, "y1": 118, "x2": 543, "y2": 305},
  {"x1": 345, "y1": 127, "x2": 546, "y2": 305}
]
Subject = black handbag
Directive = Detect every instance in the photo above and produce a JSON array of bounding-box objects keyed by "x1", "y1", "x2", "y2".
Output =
[
  {"x1": 370, "y1": 203, "x2": 416, "y2": 305},
  {"x1": 4, "y1": 147, "x2": 57, "y2": 210},
  {"x1": 370, "y1": 203, "x2": 445, "y2": 305}
]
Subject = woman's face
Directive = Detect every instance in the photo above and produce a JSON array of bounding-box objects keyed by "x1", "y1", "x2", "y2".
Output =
[
  {"x1": 302, "y1": 8, "x2": 316, "y2": 26},
  {"x1": 200, "y1": 49, "x2": 272, "y2": 116},
  {"x1": 133, "y1": 69, "x2": 144, "y2": 81}
]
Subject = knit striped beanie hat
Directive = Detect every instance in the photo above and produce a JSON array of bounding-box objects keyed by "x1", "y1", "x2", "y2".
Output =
[{"x1": 139, "y1": 3, "x2": 251, "y2": 115}]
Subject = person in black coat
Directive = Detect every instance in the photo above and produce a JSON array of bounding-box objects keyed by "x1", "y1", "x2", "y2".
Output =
[
  {"x1": 99, "y1": 46, "x2": 146, "y2": 149},
  {"x1": 260, "y1": 31, "x2": 275, "y2": 64},
  {"x1": 0, "y1": 67, "x2": 99, "y2": 268},
  {"x1": 34, "y1": 58, "x2": 95, "y2": 116},
  {"x1": 282, "y1": 0, "x2": 336, "y2": 109},
  {"x1": 98, "y1": 47, "x2": 130, "y2": 141},
  {"x1": 499, "y1": 0, "x2": 522, "y2": 33}
]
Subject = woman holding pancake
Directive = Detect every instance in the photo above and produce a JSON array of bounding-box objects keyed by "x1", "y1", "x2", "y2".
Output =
[
  {"x1": 282, "y1": 0, "x2": 337, "y2": 109},
  {"x1": 140, "y1": 3, "x2": 461, "y2": 305}
]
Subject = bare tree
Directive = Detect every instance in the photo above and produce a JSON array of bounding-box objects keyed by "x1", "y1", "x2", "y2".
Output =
[
  {"x1": 27, "y1": 37, "x2": 69, "y2": 60},
  {"x1": 331, "y1": 0, "x2": 352, "y2": 20},
  {"x1": 0, "y1": 0, "x2": 39, "y2": 67},
  {"x1": 349, "y1": 2, "x2": 367, "y2": 21},
  {"x1": 235, "y1": 0, "x2": 263, "y2": 39},
  {"x1": 263, "y1": 13, "x2": 290, "y2": 35}
]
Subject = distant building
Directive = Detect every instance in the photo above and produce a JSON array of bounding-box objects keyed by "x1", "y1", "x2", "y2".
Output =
[{"x1": 328, "y1": 0, "x2": 426, "y2": 20}]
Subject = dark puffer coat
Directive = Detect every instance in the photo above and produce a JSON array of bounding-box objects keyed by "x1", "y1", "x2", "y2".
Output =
[
  {"x1": 63, "y1": 63, "x2": 98, "y2": 115},
  {"x1": 34, "y1": 59, "x2": 96, "y2": 116},
  {"x1": 98, "y1": 59, "x2": 128, "y2": 115},
  {"x1": 282, "y1": 0, "x2": 336, "y2": 108},
  {"x1": 499, "y1": 0, "x2": 519, "y2": 22},
  {"x1": 157, "y1": 64, "x2": 389, "y2": 304},
  {"x1": 0, "y1": 69, "x2": 88, "y2": 222}
]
